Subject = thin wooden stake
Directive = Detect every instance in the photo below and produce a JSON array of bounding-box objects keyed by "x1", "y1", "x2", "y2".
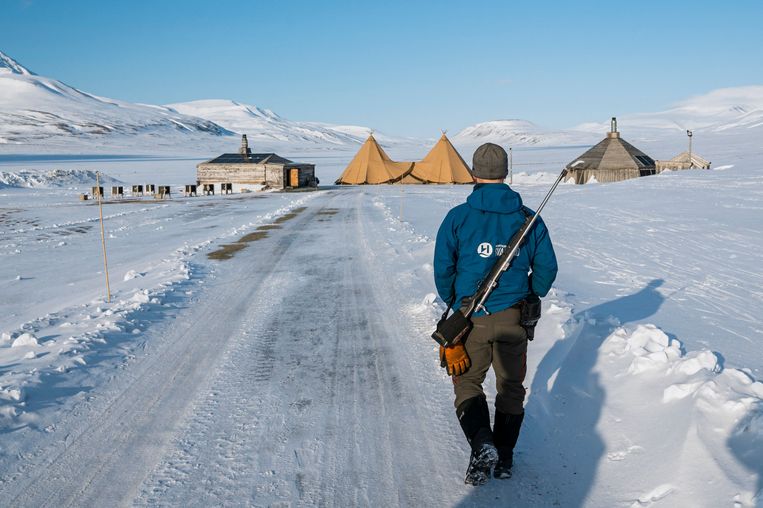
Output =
[
  {"x1": 400, "y1": 181, "x2": 404, "y2": 222},
  {"x1": 96, "y1": 172, "x2": 112, "y2": 303}
]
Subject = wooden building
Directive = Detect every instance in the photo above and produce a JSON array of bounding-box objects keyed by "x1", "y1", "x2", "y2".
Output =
[
  {"x1": 197, "y1": 135, "x2": 317, "y2": 191},
  {"x1": 565, "y1": 118, "x2": 657, "y2": 184},
  {"x1": 656, "y1": 151, "x2": 711, "y2": 171}
]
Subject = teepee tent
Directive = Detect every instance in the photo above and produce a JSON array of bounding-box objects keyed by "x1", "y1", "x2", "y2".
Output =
[
  {"x1": 335, "y1": 135, "x2": 413, "y2": 185},
  {"x1": 565, "y1": 118, "x2": 656, "y2": 184},
  {"x1": 401, "y1": 134, "x2": 473, "y2": 184}
]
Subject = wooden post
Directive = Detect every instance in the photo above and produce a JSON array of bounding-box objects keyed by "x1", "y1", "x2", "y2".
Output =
[
  {"x1": 96, "y1": 172, "x2": 112, "y2": 303},
  {"x1": 399, "y1": 176, "x2": 404, "y2": 222}
]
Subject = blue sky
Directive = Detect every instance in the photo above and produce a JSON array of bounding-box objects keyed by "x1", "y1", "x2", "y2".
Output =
[{"x1": 3, "y1": 0, "x2": 762, "y2": 136}]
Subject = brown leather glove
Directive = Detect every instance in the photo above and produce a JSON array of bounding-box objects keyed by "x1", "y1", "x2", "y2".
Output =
[{"x1": 439, "y1": 343, "x2": 471, "y2": 376}]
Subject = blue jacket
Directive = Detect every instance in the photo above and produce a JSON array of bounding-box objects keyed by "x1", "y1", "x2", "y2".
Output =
[{"x1": 434, "y1": 183, "x2": 558, "y2": 315}]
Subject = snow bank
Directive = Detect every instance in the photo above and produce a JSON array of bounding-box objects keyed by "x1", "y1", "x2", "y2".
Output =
[
  {"x1": 0, "y1": 190, "x2": 317, "y2": 431},
  {"x1": 585, "y1": 323, "x2": 763, "y2": 506},
  {"x1": 0, "y1": 169, "x2": 121, "y2": 189},
  {"x1": 10, "y1": 332, "x2": 39, "y2": 348},
  {"x1": 368, "y1": 184, "x2": 763, "y2": 506},
  {"x1": 0, "y1": 253, "x2": 196, "y2": 427},
  {"x1": 510, "y1": 171, "x2": 565, "y2": 185}
]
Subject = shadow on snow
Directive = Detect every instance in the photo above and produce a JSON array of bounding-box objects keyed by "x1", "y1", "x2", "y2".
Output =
[{"x1": 455, "y1": 279, "x2": 665, "y2": 507}]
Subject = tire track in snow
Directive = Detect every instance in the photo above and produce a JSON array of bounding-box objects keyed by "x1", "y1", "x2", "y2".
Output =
[
  {"x1": 1, "y1": 194, "x2": 327, "y2": 507},
  {"x1": 135, "y1": 191, "x2": 462, "y2": 506}
]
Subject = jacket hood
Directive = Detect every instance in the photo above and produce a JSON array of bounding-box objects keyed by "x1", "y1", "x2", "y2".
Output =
[{"x1": 466, "y1": 183, "x2": 523, "y2": 214}]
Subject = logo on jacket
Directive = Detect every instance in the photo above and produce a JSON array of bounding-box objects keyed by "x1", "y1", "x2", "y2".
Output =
[
  {"x1": 477, "y1": 242, "x2": 493, "y2": 258},
  {"x1": 477, "y1": 243, "x2": 513, "y2": 258}
]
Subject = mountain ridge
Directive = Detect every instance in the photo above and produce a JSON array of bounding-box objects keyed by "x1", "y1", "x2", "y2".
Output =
[
  {"x1": 0, "y1": 50, "x2": 34, "y2": 75},
  {"x1": 1, "y1": 49, "x2": 761, "y2": 154}
]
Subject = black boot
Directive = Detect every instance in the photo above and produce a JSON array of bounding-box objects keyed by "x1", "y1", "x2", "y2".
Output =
[
  {"x1": 493, "y1": 410, "x2": 524, "y2": 479},
  {"x1": 457, "y1": 396, "x2": 498, "y2": 486}
]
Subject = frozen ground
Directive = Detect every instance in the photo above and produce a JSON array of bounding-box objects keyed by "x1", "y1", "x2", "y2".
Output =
[{"x1": 0, "y1": 136, "x2": 762, "y2": 506}]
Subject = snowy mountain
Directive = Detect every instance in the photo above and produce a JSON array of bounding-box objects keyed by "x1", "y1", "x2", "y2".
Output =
[
  {"x1": 0, "y1": 51, "x2": 33, "y2": 75},
  {"x1": 0, "y1": 49, "x2": 403, "y2": 154},
  {"x1": 0, "y1": 50, "x2": 234, "y2": 152},
  {"x1": 165, "y1": 99, "x2": 419, "y2": 150},
  {"x1": 165, "y1": 99, "x2": 364, "y2": 146},
  {"x1": 0, "y1": 168, "x2": 121, "y2": 189},
  {"x1": 574, "y1": 86, "x2": 763, "y2": 137},
  {"x1": 452, "y1": 86, "x2": 763, "y2": 149},
  {"x1": 452, "y1": 119, "x2": 598, "y2": 148},
  {"x1": 3, "y1": 47, "x2": 760, "y2": 157}
]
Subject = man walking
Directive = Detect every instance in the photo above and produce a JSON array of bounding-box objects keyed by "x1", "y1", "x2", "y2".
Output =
[{"x1": 434, "y1": 143, "x2": 558, "y2": 485}]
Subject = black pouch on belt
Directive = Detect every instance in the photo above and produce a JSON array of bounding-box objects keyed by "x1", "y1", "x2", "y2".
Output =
[
  {"x1": 432, "y1": 306, "x2": 473, "y2": 347},
  {"x1": 520, "y1": 294, "x2": 542, "y2": 341}
]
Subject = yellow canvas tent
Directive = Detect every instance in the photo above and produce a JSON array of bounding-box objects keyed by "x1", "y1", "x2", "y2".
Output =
[
  {"x1": 401, "y1": 134, "x2": 472, "y2": 184},
  {"x1": 335, "y1": 135, "x2": 413, "y2": 184}
]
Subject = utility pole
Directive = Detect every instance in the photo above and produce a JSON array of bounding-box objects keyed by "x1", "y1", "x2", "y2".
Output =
[
  {"x1": 687, "y1": 130, "x2": 693, "y2": 169},
  {"x1": 509, "y1": 147, "x2": 513, "y2": 185}
]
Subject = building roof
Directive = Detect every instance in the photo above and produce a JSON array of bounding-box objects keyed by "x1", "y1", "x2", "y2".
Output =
[
  {"x1": 566, "y1": 132, "x2": 655, "y2": 172},
  {"x1": 668, "y1": 151, "x2": 711, "y2": 167},
  {"x1": 203, "y1": 153, "x2": 294, "y2": 165}
]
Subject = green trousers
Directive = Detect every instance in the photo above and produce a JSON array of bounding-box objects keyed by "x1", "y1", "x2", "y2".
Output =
[{"x1": 453, "y1": 307, "x2": 528, "y2": 415}]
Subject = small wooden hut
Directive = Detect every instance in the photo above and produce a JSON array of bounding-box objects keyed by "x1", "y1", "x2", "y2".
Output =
[
  {"x1": 197, "y1": 135, "x2": 317, "y2": 191},
  {"x1": 565, "y1": 118, "x2": 656, "y2": 184},
  {"x1": 656, "y1": 152, "x2": 711, "y2": 171}
]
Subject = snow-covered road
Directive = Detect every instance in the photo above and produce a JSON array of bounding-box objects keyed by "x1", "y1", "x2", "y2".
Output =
[
  {"x1": 1, "y1": 190, "x2": 557, "y2": 507},
  {"x1": 136, "y1": 192, "x2": 459, "y2": 506},
  {"x1": 2, "y1": 161, "x2": 763, "y2": 506}
]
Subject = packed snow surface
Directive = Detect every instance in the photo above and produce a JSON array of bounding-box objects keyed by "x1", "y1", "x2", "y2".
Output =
[{"x1": 0, "y1": 128, "x2": 762, "y2": 507}]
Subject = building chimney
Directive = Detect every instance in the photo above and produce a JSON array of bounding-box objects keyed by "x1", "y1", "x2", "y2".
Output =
[
  {"x1": 608, "y1": 117, "x2": 620, "y2": 138},
  {"x1": 239, "y1": 134, "x2": 252, "y2": 156}
]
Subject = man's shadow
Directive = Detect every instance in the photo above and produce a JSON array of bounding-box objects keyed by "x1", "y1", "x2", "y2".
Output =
[
  {"x1": 455, "y1": 279, "x2": 665, "y2": 507},
  {"x1": 727, "y1": 400, "x2": 763, "y2": 504}
]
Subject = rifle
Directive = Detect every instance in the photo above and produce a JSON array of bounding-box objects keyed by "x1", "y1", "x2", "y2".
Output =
[{"x1": 431, "y1": 168, "x2": 568, "y2": 347}]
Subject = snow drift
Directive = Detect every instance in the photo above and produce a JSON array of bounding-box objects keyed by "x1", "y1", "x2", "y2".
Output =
[{"x1": 0, "y1": 169, "x2": 121, "y2": 188}]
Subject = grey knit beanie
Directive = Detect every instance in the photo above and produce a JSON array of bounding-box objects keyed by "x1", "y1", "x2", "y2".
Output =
[{"x1": 472, "y1": 143, "x2": 508, "y2": 179}]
